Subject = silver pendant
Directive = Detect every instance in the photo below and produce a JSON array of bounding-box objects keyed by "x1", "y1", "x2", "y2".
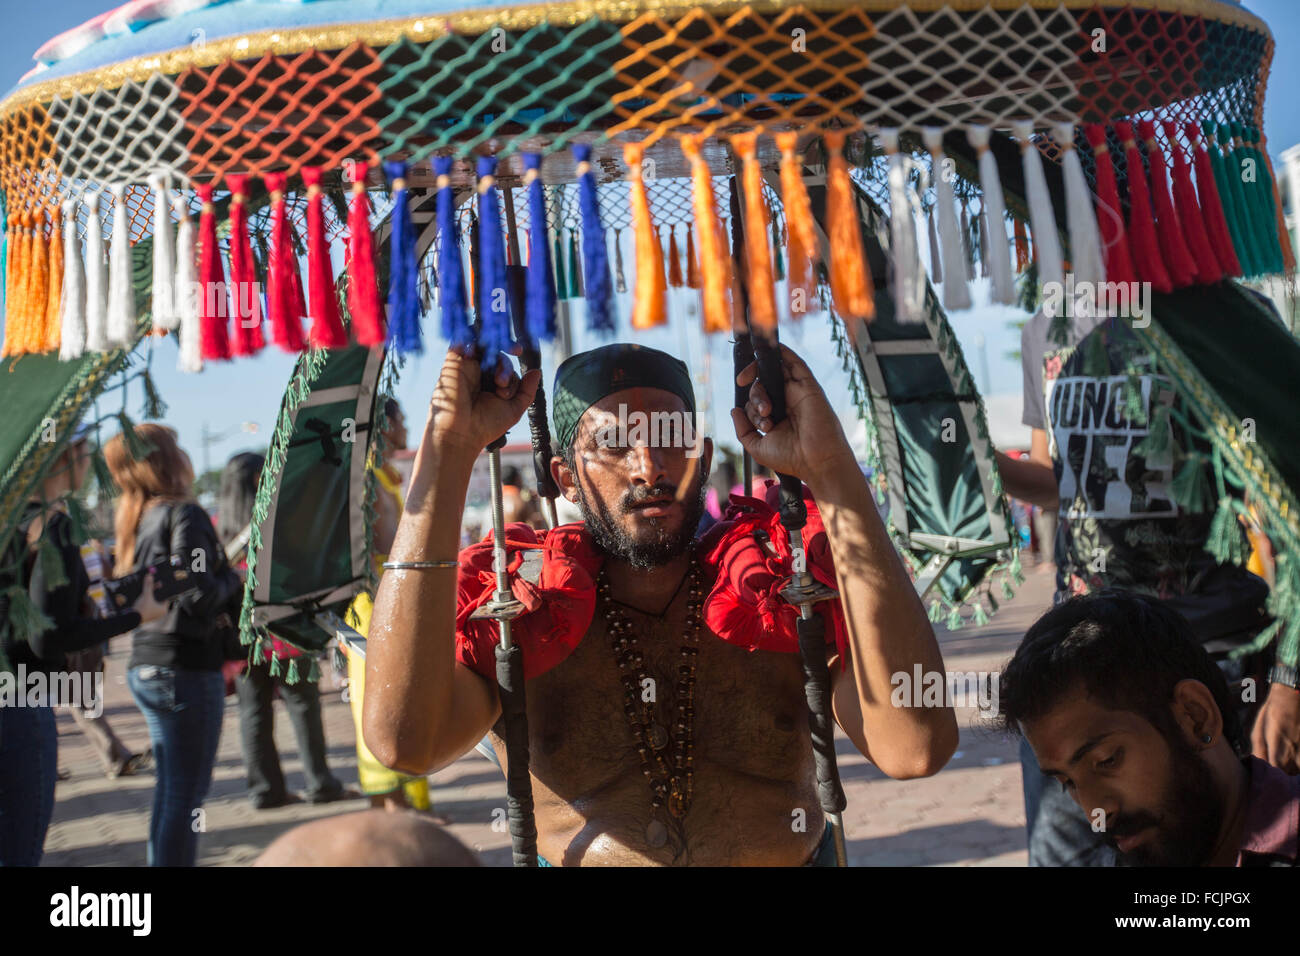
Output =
[{"x1": 645, "y1": 819, "x2": 668, "y2": 848}]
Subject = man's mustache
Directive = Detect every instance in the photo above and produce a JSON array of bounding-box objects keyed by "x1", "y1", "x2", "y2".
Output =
[
  {"x1": 620, "y1": 482, "x2": 681, "y2": 513},
  {"x1": 1106, "y1": 810, "x2": 1161, "y2": 841}
]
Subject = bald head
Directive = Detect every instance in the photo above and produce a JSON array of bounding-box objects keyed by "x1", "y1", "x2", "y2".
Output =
[{"x1": 254, "y1": 810, "x2": 480, "y2": 867}]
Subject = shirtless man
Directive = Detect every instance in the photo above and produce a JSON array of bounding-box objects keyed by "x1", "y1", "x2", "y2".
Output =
[{"x1": 364, "y1": 342, "x2": 956, "y2": 865}]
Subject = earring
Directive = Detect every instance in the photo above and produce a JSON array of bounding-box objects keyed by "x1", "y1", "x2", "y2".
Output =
[{"x1": 1201, "y1": 733, "x2": 1213, "y2": 744}]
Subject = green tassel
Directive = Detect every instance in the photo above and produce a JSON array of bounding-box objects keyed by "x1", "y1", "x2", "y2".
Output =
[
  {"x1": 64, "y1": 496, "x2": 89, "y2": 546},
  {"x1": 771, "y1": 219, "x2": 785, "y2": 282},
  {"x1": 946, "y1": 606, "x2": 965, "y2": 631},
  {"x1": 141, "y1": 369, "x2": 168, "y2": 420},
  {"x1": 307, "y1": 657, "x2": 320, "y2": 684},
  {"x1": 1010, "y1": 548, "x2": 1025, "y2": 586},
  {"x1": 568, "y1": 230, "x2": 583, "y2": 298},
  {"x1": 269, "y1": 654, "x2": 282, "y2": 679},
  {"x1": 1206, "y1": 497, "x2": 1247, "y2": 566},
  {"x1": 90, "y1": 448, "x2": 117, "y2": 500},
  {"x1": 1001, "y1": 575, "x2": 1016, "y2": 601},
  {"x1": 1134, "y1": 404, "x2": 1171, "y2": 457},
  {"x1": 1169, "y1": 454, "x2": 1213, "y2": 514},
  {"x1": 928, "y1": 600, "x2": 945, "y2": 623},
  {"x1": 553, "y1": 232, "x2": 569, "y2": 299},
  {"x1": 971, "y1": 602, "x2": 990, "y2": 627},
  {"x1": 37, "y1": 535, "x2": 68, "y2": 590},
  {"x1": 116, "y1": 411, "x2": 153, "y2": 461},
  {"x1": 285, "y1": 657, "x2": 301, "y2": 686},
  {"x1": 4, "y1": 586, "x2": 54, "y2": 645}
]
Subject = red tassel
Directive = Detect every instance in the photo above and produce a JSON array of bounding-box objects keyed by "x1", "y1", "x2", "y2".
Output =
[
  {"x1": 263, "y1": 172, "x2": 307, "y2": 352},
  {"x1": 1137, "y1": 121, "x2": 1196, "y2": 287},
  {"x1": 1185, "y1": 122, "x2": 1241, "y2": 278},
  {"x1": 1114, "y1": 121, "x2": 1172, "y2": 293},
  {"x1": 197, "y1": 184, "x2": 231, "y2": 360},
  {"x1": 225, "y1": 174, "x2": 264, "y2": 355},
  {"x1": 301, "y1": 167, "x2": 348, "y2": 349},
  {"x1": 1083, "y1": 124, "x2": 1137, "y2": 285},
  {"x1": 1013, "y1": 216, "x2": 1029, "y2": 272},
  {"x1": 1161, "y1": 121, "x2": 1221, "y2": 285},
  {"x1": 345, "y1": 161, "x2": 385, "y2": 347}
]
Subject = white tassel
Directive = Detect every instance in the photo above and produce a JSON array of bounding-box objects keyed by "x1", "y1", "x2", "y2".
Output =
[
  {"x1": 926, "y1": 205, "x2": 942, "y2": 282},
  {"x1": 1011, "y1": 120, "x2": 1064, "y2": 292},
  {"x1": 82, "y1": 192, "x2": 109, "y2": 352},
  {"x1": 105, "y1": 183, "x2": 136, "y2": 348},
  {"x1": 1052, "y1": 123, "x2": 1106, "y2": 293},
  {"x1": 881, "y1": 128, "x2": 926, "y2": 323},
  {"x1": 57, "y1": 198, "x2": 86, "y2": 360},
  {"x1": 968, "y1": 125, "x2": 1016, "y2": 304},
  {"x1": 173, "y1": 193, "x2": 202, "y2": 373},
  {"x1": 149, "y1": 171, "x2": 177, "y2": 332},
  {"x1": 923, "y1": 127, "x2": 971, "y2": 311}
]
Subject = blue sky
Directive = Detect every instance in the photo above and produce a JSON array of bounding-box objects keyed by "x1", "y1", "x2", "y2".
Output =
[{"x1": 2, "y1": 0, "x2": 1296, "y2": 470}]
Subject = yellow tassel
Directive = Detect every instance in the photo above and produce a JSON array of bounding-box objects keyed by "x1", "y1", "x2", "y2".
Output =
[
  {"x1": 667, "y1": 226, "x2": 683, "y2": 288},
  {"x1": 731, "y1": 131, "x2": 778, "y2": 332},
  {"x1": 681, "y1": 135, "x2": 732, "y2": 333},
  {"x1": 685, "y1": 226, "x2": 700, "y2": 289},
  {"x1": 777, "y1": 131, "x2": 817, "y2": 320},
  {"x1": 625, "y1": 141, "x2": 667, "y2": 329},
  {"x1": 823, "y1": 130, "x2": 875, "y2": 322},
  {"x1": 42, "y1": 208, "x2": 63, "y2": 352}
]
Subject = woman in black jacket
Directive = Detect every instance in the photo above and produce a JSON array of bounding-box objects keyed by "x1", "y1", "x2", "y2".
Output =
[
  {"x1": 0, "y1": 432, "x2": 161, "y2": 866},
  {"x1": 105, "y1": 423, "x2": 240, "y2": 867}
]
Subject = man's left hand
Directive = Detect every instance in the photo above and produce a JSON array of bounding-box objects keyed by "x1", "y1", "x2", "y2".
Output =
[
  {"x1": 1252, "y1": 682, "x2": 1300, "y2": 774},
  {"x1": 732, "y1": 344, "x2": 854, "y2": 482}
]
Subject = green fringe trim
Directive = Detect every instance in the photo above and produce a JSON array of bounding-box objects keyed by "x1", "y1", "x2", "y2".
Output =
[
  {"x1": 927, "y1": 599, "x2": 945, "y2": 623},
  {"x1": 1169, "y1": 453, "x2": 1214, "y2": 514},
  {"x1": 37, "y1": 535, "x2": 68, "y2": 590},
  {"x1": 3, "y1": 586, "x2": 54, "y2": 649},
  {"x1": 946, "y1": 606, "x2": 964, "y2": 631},
  {"x1": 1206, "y1": 497, "x2": 1248, "y2": 567},
  {"x1": 971, "y1": 602, "x2": 990, "y2": 627}
]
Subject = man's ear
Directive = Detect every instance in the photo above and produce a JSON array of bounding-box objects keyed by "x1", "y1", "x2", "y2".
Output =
[
  {"x1": 1170, "y1": 679, "x2": 1225, "y2": 750},
  {"x1": 551, "y1": 453, "x2": 579, "y2": 503}
]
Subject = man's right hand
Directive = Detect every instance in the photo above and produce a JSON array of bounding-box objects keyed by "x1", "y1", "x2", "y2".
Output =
[{"x1": 427, "y1": 347, "x2": 540, "y2": 460}]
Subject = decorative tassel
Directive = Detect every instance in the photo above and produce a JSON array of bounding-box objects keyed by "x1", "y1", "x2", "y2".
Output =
[
  {"x1": 1242, "y1": 125, "x2": 1284, "y2": 274},
  {"x1": 573, "y1": 143, "x2": 613, "y2": 333},
  {"x1": 776, "y1": 131, "x2": 817, "y2": 320},
  {"x1": 923, "y1": 128, "x2": 970, "y2": 311},
  {"x1": 521, "y1": 153, "x2": 556, "y2": 345},
  {"x1": 880, "y1": 128, "x2": 922, "y2": 322},
  {"x1": 960, "y1": 203, "x2": 975, "y2": 281},
  {"x1": 552, "y1": 231, "x2": 568, "y2": 300},
  {"x1": 26, "y1": 211, "x2": 50, "y2": 353},
  {"x1": 383, "y1": 160, "x2": 420, "y2": 353},
  {"x1": 433, "y1": 156, "x2": 471, "y2": 349},
  {"x1": 667, "y1": 226, "x2": 683, "y2": 287},
  {"x1": 1223, "y1": 123, "x2": 1267, "y2": 276},
  {"x1": 823, "y1": 129, "x2": 874, "y2": 323},
  {"x1": 1011, "y1": 121, "x2": 1064, "y2": 292},
  {"x1": 1187, "y1": 124, "x2": 1240, "y2": 277},
  {"x1": 1162, "y1": 120, "x2": 1222, "y2": 285},
  {"x1": 224, "y1": 175, "x2": 263, "y2": 356},
  {"x1": 1114, "y1": 121, "x2": 1172, "y2": 293},
  {"x1": 732, "y1": 130, "x2": 779, "y2": 332},
  {"x1": 299, "y1": 168, "x2": 344, "y2": 349},
  {"x1": 1136, "y1": 120, "x2": 1196, "y2": 287},
  {"x1": 771, "y1": 218, "x2": 785, "y2": 282},
  {"x1": 475, "y1": 155, "x2": 515, "y2": 366},
  {"x1": 968, "y1": 125, "x2": 1016, "y2": 303},
  {"x1": 977, "y1": 208, "x2": 990, "y2": 278},
  {"x1": 42, "y1": 208, "x2": 63, "y2": 352},
  {"x1": 1202, "y1": 122, "x2": 1251, "y2": 276},
  {"x1": 148, "y1": 172, "x2": 177, "y2": 332},
  {"x1": 1254, "y1": 126, "x2": 1295, "y2": 273},
  {"x1": 926, "y1": 204, "x2": 942, "y2": 283},
  {"x1": 1082, "y1": 124, "x2": 1137, "y2": 285},
  {"x1": 84, "y1": 193, "x2": 110, "y2": 353},
  {"x1": 58, "y1": 199, "x2": 85, "y2": 360},
  {"x1": 568, "y1": 230, "x2": 583, "y2": 299},
  {"x1": 7, "y1": 212, "x2": 32, "y2": 354},
  {"x1": 263, "y1": 173, "x2": 307, "y2": 353},
  {"x1": 1013, "y1": 215, "x2": 1029, "y2": 273},
  {"x1": 173, "y1": 194, "x2": 202, "y2": 372},
  {"x1": 613, "y1": 228, "x2": 627, "y2": 294},
  {"x1": 681, "y1": 134, "x2": 732, "y2": 333},
  {"x1": 624, "y1": 141, "x2": 667, "y2": 330},
  {"x1": 344, "y1": 161, "x2": 383, "y2": 348},
  {"x1": 2, "y1": 214, "x2": 17, "y2": 353},
  {"x1": 1051, "y1": 123, "x2": 1106, "y2": 293},
  {"x1": 196, "y1": 184, "x2": 231, "y2": 360},
  {"x1": 684, "y1": 226, "x2": 699, "y2": 290}
]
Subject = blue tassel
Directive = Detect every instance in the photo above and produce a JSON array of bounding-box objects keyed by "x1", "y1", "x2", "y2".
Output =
[
  {"x1": 576, "y1": 144, "x2": 610, "y2": 325},
  {"x1": 384, "y1": 160, "x2": 421, "y2": 354},
  {"x1": 433, "y1": 156, "x2": 471, "y2": 349},
  {"x1": 476, "y1": 156, "x2": 513, "y2": 371},
  {"x1": 522, "y1": 152, "x2": 556, "y2": 345}
]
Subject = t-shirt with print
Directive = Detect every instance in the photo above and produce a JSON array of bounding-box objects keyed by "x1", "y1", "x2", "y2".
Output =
[{"x1": 1020, "y1": 312, "x2": 1237, "y2": 603}]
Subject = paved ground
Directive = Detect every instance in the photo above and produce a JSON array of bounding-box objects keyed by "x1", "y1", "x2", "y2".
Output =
[{"x1": 41, "y1": 561, "x2": 1054, "y2": 867}]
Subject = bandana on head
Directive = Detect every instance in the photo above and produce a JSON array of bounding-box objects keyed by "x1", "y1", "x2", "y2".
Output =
[{"x1": 552, "y1": 343, "x2": 696, "y2": 454}]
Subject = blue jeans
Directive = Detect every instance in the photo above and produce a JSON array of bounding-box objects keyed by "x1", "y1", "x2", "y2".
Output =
[
  {"x1": 0, "y1": 704, "x2": 57, "y2": 866},
  {"x1": 128, "y1": 665, "x2": 225, "y2": 866}
]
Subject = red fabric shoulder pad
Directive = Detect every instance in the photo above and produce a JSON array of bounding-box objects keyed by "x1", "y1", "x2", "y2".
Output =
[
  {"x1": 698, "y1": 480, "x2": 847, "y2": 660},
  {"x1": 455, "y1": 523, "x2": 602, "y2": 681}
]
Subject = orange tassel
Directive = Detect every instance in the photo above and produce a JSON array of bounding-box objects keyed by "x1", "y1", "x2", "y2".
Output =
[
  {"x1": 10, "y1": 213, "x2": 33, "y2": 354},
  {"x1": 1013, "y1": 216, "x2": 1029, "y2": 272},
  {"x1": 27, "y1": 212, "x2": 50, "y2": 353},
  {"x1": 776, "y1": 131, "x2": 817, "y2": 320},
  {"x1": 43, "y1": 207, "x2": 63, "y2": 352},
  {"x1": 624, "y1": 141, "x2": 667, "y2": 329},
  {"x1": 684, "y1": 226, "x2": 700, "y2": 289},
  {"x1": 823, "y1": 130, "x2": 874, "y2": 322},
  {"x1": 667, "y1": 226, "x2": 683, "y2": 288},
  {"x1": 681, "y1": 135, "x2": 733, "y2": 333},
  {"x1": 731, "y1": 131, "x2": 779, "y2": 332}
]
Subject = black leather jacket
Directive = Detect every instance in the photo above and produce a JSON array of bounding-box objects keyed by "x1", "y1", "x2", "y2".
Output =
[{"x1": 126, "y1": 500, "x2": 240, "y2": 672}]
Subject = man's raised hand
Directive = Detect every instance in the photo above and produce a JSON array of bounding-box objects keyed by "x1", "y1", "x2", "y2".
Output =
[
  {"x1": 731, "y1": 344, "x2": 854, "y2": 481},
  {"x1": 428, "y1": 347, "x2": 540, "y2": 460}
]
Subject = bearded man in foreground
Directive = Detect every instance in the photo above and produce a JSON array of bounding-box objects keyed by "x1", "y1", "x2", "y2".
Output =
[{"x1": 364, "y1": 342, "x2": 956, "y2": 865}]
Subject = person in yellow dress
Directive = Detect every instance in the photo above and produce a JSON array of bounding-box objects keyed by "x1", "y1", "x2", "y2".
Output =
[{"x1": 344, "y1": 400, "x2": 433, "y2": 812}]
